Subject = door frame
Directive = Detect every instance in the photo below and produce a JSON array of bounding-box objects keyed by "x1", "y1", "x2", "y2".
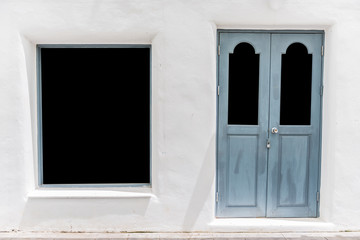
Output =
[{"x1": 215, "y1": 29, "x2": 325, "y2": 218}]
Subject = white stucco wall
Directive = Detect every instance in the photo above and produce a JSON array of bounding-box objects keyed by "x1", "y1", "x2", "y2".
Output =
[{"x1": 1, "y1": 0, "x2": 360, "y2": 233}]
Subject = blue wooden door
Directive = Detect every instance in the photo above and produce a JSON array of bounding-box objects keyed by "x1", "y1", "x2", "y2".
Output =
[
  {"x1": 266, "y1": 34, "x2": 323, "y2": 217},
  {"x1": 217, "y1": 32, "x2": 323, "y2": 218},
  {"x1": 217, "y1": 33, "x2": 271, "y2": 217}
]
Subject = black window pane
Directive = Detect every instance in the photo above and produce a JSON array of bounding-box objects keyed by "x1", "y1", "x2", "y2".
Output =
[
  {"x1": 41, "y1": 47, "x2": 150, "y2": 184},
  {"x1": 280, "y1": 43, "x2": 312, "y2": 125},
  {"x1": 228, "y1": 43, "x2": 259, "y2": 125}
]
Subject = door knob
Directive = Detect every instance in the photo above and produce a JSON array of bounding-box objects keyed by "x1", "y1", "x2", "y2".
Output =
[{"x1": 271, "y1": 127, "x2": 278, "y2": 134}]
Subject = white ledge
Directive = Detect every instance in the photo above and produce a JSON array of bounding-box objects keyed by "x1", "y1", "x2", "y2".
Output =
[
  {"x1": 208, "y1": 218, "x2": 340, "y2": 232},
  {"x1": 27, "y1": 190, "x2": 155, "y2": 199}
]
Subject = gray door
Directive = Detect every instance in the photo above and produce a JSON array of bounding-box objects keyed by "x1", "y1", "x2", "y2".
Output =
[{"x1": 216, "y1": 31, "x2": 323, "y2": 218}]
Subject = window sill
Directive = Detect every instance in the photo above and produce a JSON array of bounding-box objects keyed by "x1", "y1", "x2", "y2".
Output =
[{"x1": 27, "y1": 189, "x2": 155, "y2": 199}]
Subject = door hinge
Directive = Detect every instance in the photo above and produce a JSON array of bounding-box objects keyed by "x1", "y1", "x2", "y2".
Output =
[
  {"x1": 266, "y1": 139, "x2": 271, "y2": 149},
  {"x1": 321, "y1": 45, "x2": 324, "y2": 56},
  {"x1": 317, "y1": 191, "x2": 320, "y2": 202},
  {"x1": 218, "y1": 45, "x2": 220, "y2": 56},
  {"x1": 217, "y1": 85, "x2": 220, "y2": 96},
  {"x1": 320, "y1": 85, "x2": 324, "y2": 96},
  {"x1": 216, "y1": 192, "x2": 219, "y2": 202}
]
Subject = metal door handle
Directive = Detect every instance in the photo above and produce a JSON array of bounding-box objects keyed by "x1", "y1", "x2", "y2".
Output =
[{"x1": 271, "y1": 127, "x2": 278, "y2": 134}]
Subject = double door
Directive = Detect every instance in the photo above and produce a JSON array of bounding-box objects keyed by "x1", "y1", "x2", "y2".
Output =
[{"x1": 216, "y1": 32, "x2": 323, "y2": 217}]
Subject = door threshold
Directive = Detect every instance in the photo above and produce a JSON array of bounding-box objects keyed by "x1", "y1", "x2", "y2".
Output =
[{"x1": 209, "y1": 218, "x2": 339, "y2": 232}]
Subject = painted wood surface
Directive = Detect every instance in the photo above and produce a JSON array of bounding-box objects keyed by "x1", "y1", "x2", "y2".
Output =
[
  {"x1": 217, "y1": 33, "x2": 270, "y2": 217},
  {"x1": 217, "y1": 32, "x2": 323, "y2": 218},
  {"x1": 266, "y1": 33, "x2": 323, "y2": 217}
]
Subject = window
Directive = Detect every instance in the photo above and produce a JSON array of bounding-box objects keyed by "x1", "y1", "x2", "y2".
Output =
[{"x1": 37, "y1": 45, "x2": 151, "y2": 186}]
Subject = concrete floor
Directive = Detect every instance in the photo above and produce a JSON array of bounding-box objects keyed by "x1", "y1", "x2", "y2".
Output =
[{"x1": 1, "y1": 232, "x2": 360, "y2": 240}]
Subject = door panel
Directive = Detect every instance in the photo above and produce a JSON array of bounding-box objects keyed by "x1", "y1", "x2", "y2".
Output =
[
  {"x1": 278, "y1": 135, "x2": 309, "y2": 207},
  {"x1": 217, "y1": 33, "x2": 270, "y2": 217},
  {"x1": 227, "y1": 136, "x2": 258, "y2": 207},
  {"x1": 266, "y1": 34, "x2": 322, "y2": 217},
  {"x1": 217, "y1": 31, "x2": 323, "y2": 218}
]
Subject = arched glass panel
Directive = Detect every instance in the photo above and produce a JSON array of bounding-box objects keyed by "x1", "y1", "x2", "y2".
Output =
[
  {"x1": 228, "y1": 43, "x2": 259, "y2": 125},
  {"x1": 280, "y1": 43, "x2": 312, "y2": 125}
]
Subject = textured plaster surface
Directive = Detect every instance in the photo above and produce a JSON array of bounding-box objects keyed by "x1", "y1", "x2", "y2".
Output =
[{"x1": 0, "y1": 0, "x2": 360, "y2": 233}]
